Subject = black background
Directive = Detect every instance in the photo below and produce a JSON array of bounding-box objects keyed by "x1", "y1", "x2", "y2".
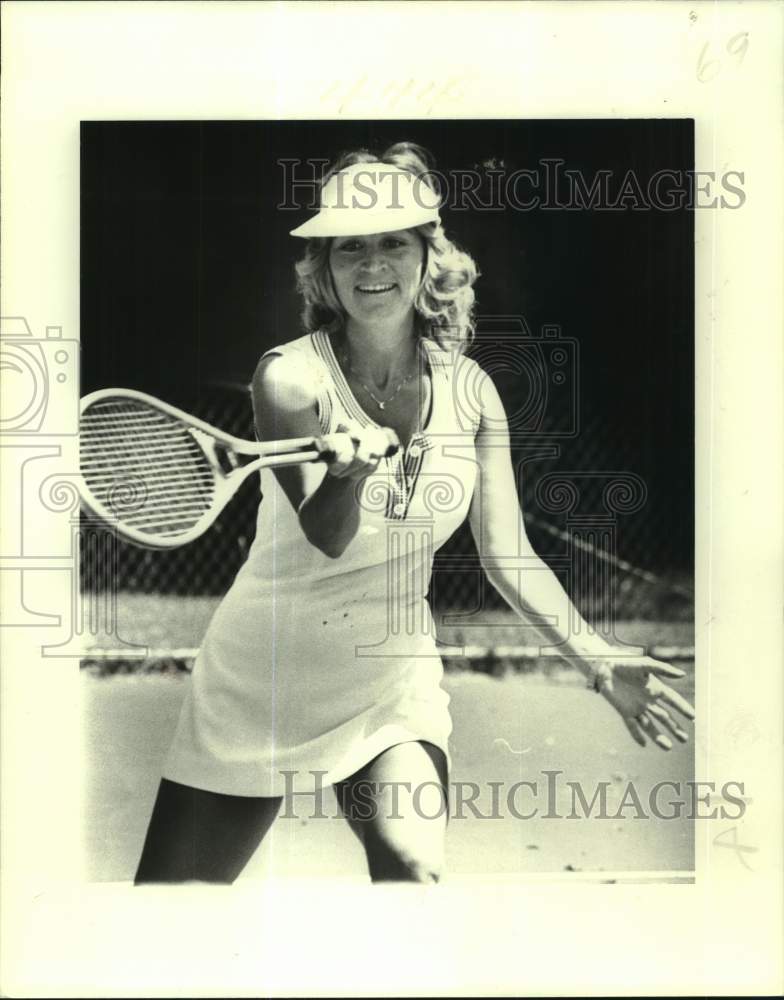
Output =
[{"x1": 81, "y1": 120, "x2": 694, "y2": 573}]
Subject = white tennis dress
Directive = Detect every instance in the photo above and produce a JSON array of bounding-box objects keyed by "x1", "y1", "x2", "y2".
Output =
[{"x1": 163, "y1": 330, "x2": 480, "y2": 796}]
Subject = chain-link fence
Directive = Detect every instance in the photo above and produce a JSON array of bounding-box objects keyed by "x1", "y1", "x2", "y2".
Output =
[{"x1": 79, "y1": 373, "x2": 693, "y2": 623}]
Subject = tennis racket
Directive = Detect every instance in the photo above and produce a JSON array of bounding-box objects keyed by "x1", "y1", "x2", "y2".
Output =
[{"x1": 79, "y1": 387, "x2": 395, "y2": 549}]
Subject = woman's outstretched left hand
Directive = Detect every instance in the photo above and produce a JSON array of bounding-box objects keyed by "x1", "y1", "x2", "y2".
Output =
[{"x1": 591, "y1": 656, "x2": 695, "y2": 751}]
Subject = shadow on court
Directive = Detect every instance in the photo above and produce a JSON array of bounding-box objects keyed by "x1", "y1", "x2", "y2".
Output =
[{"x1": 84, "y1": 671, "x2": 694, "y2": 882}]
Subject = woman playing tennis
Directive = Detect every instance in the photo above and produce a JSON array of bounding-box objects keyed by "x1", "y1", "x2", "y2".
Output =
[{"x1": 135, "y1": 142, "x2": 695, "y2": 884}]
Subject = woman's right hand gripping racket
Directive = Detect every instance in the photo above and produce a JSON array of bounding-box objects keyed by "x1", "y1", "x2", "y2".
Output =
[{"x1": 79, "y1": 388, "x2": 398, "y2": 549}]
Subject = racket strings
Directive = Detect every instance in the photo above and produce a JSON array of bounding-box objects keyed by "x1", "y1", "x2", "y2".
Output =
[{"x1": 80, "y1": 399, "x2": 218, "y2": 537}]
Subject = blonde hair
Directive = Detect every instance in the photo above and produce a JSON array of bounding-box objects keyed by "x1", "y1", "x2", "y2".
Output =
[{"x1": 294, "y1": 142, "x2": 479, "y2": 350}]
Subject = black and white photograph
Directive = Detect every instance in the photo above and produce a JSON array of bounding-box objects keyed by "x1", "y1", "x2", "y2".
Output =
[
  {"x1": 1, "y1": 3, "x2": 782, "y2": 997},
  {"x1": 80, "y1": 120, "x2": 697, "y2": 885}
]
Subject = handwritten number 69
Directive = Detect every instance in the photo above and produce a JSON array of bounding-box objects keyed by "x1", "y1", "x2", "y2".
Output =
[{"x1": 697, "y1": 32, "x2": 750, "y2": 83}]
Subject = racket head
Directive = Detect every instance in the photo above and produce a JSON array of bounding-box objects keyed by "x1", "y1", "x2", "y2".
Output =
[{"x1": 79, "y1": 389, "x2": 223, "y2": 549}]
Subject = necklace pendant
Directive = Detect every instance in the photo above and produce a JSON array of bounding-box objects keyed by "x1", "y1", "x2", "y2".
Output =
[{"x1": 378, "y1": 401, "x2": 386, "y2": 410}]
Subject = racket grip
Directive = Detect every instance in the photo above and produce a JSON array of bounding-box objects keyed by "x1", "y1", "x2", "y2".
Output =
[{"x1": 318, "y1": 441, "x2": 400, "y2": 463}]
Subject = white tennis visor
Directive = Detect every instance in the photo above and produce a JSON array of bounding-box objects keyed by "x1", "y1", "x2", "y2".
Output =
[{"x1": 289, "y1": 162, "x2": 441, "y2": 238}]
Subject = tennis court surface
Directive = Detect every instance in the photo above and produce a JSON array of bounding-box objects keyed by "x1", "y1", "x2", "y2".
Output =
[{"x1": 85, "y1": 661, "x2": 694, "y2": 882}]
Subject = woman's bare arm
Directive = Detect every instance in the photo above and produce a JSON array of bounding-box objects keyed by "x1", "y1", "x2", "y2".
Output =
[
  {"x1": 251, "y1": 352, "x2": 396, "y2": 558},
  {"x1": 467, "y1": 372, "x2": 611, "y2": 664},
  {"x1": 468, "y1": 370, "x2": 694, "y2": 749}
]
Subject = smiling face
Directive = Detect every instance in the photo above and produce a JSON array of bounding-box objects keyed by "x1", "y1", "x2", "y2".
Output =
[{"x1": 328, "y1": 229, "x2": 425, "y2": 328}]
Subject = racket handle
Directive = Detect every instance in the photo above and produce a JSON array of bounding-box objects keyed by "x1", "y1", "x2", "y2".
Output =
[
  {"x1": 262, "y1": 450, "x2": 323, "y2": 468},
  {"x1": 261, "y1": 440, "x2": 398, "y2": 468},
  {"x1": 319, "y1": 441, "x2": 399, "y2": 463}
]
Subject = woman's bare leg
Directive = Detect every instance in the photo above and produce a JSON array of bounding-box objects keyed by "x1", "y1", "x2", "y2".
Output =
[
  {"x1": 333, "y1": 741, "x2": 449, "y2": 883},
  {"x1": 134, "y1": 778, "x2": 282, "y2": 884}
]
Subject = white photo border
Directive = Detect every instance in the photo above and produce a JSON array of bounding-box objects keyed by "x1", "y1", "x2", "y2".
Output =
[{"x1": 1, "y1": 1, "x2": 781, "y2": 996}]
